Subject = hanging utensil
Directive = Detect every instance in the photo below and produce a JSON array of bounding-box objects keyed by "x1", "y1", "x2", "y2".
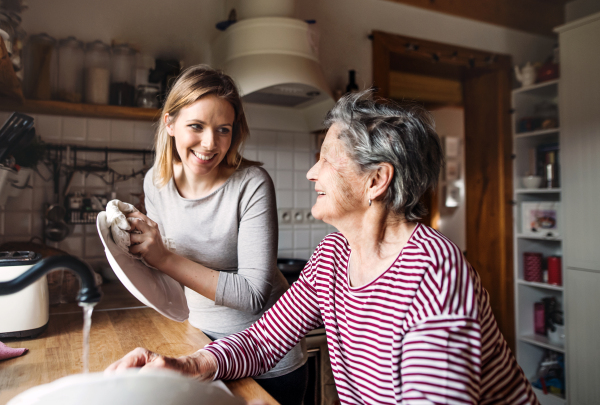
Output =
[
  {"x1": 44, "y1": 204, "x2": 70, "y2": 242},
  {"x1": 0, "y1": 112, "x2": 35, "y2": 164}
]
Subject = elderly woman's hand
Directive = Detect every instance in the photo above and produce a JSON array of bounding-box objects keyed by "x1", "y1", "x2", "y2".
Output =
[
  {"x1": 105, "y1": 347, "x2": 218, "y2": 381},
  {"x1": 126, "y1": 211, "x2": 171, "y2": 269}
]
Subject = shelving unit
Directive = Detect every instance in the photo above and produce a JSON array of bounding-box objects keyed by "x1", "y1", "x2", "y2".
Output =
[
  {"x1": 512, "y1": 79, "x2": 565, "y2": 405},
  {"x1": 0, "y1": 98, "x2": 160, "y2": 121}
]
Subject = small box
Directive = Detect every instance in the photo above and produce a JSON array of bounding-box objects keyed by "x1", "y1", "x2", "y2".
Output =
[
  {"x1": 521, "y1": 202, "x2": 560, "y2": 237},
  {"x1": 534, "y1": 302, "x2": 546, "y2": 335}
]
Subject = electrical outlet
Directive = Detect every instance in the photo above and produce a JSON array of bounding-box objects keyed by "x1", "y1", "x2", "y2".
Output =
[
  {"x1": 278, "y1": 209, "x2": 292, "y2": 224},
  {"x1": 292, "y1": 209, "x2": 304, "y2": 224},
  {"x1": 303, "y1": 209, "x2": 315, "y2": 223}
]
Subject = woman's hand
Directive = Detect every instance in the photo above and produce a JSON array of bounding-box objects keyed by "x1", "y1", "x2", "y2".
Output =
[
  {"x1": 105, "y1": 347, "x2": 218, "y2": 381},
  {"x1": 127, "y1": 211, "x2": 171, "y2": 269}
]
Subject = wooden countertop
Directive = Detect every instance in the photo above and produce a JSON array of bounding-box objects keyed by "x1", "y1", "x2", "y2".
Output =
[{"x1": 0, "y1": 282, "x2": 278, "y2": 405}]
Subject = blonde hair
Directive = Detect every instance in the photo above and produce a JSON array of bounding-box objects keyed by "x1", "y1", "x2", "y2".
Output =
[{"x1": 153, "y1": 64, "x2": 258, "y2": 188}]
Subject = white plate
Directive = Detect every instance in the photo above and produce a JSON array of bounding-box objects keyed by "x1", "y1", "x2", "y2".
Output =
[
  {"x1": 96, "y1": 211, "x2": 189, "y2": 322},
  {"x1": 7, "y1": 369, "x2": 243, "y2": 405}
]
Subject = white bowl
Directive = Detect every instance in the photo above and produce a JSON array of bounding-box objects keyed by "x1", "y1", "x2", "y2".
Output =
[
  {"x1": 8, "y1": 369, "x2": 243, "y2": 405},
  {"x1": 522, "y1": 175, "x2": 542, "y2": 189}
]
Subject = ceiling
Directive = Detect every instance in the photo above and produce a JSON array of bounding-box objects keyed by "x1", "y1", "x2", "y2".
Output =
[{"x1": 380, "y1": 0, "x2": 570, "y2": 36}]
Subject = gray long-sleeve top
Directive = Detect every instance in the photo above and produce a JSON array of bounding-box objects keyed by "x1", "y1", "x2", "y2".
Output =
[{"x1": 144, "y1": 165, "x2": 306, "y2": 378}]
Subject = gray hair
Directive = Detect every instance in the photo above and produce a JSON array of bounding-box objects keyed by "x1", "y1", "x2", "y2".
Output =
[{"x1": 324, "y1": 89, "x2": 443, "y2": 221}]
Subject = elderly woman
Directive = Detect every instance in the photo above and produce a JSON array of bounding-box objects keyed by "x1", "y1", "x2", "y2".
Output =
[{"x1": 108, "y1": 90, "x2": 538, "y2": 405}]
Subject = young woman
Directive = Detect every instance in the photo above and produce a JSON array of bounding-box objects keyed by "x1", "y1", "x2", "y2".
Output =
[{"x1": 124, "y1": 65, "x2": 307, "y2": 404}]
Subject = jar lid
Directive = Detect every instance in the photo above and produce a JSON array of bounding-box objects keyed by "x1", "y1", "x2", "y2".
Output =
[
  {"x1": 86, "y1": 39, "x2": 110, "y2": 51},
  {"x1": 138, "y1": 84, "x2": 159, "y2": 92},
  {"x1": 112, "y1": 43, "x2": 135, "y2": 55},
  {"x1": 59, "y1": 35, "x2": 84, "y2": 48},
  {"x1": 30, "y1": 32, "x2": 56, "y2": 44}
]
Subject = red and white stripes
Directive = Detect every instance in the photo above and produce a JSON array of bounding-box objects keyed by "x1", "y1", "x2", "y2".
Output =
[{"x1": 205, "y1": 224, "x2": 538, "y2": 404}]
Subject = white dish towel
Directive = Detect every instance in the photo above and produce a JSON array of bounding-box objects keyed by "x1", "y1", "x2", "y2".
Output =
[{"x1": 105, "y1": 199, "x2": 175, "y2": 268}]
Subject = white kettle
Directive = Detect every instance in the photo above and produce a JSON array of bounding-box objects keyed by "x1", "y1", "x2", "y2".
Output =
[
  {"x1": 515, "y1": 62, "x2": 536, "y2": 87},
  {"x1": 0, "y1": 251, "x2": 49, "y2": 339}
]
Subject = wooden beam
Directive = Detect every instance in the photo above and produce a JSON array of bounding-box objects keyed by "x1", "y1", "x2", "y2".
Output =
[
  {"x1": 463, "y1": 65, "x2": 515, "y2": 348},
  {"x1": 389, "y1": 71, "x2": 463, "y2": 105},
  {"x1": 372, "y1": 30, "x2": 516, "y2": 349},
  {"x1": 380, "y1": 0, "x2": 565, "y2": 37}
]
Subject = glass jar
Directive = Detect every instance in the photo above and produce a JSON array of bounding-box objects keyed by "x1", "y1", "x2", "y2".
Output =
[
  {"x1": 136, "y1": 84, "x2": 159, "y2": 108},
  {"x1": 8, "y1": 12, "x2": 26, "y2": 80},
  {"x1": 57, "y1": 36, "x2": 84, "y2": 102},
  {"x1": 84, "y1": 40, "x2": 110, "y2": 104},
  {"x1": 110, "y1": 43, "x2": 135, "y2": 106},
  {"x1": 22, "y1": 33, "x2": 57, "y2": 100},
  {"x1": 0, "y1": 12, "x2": 15, "y2": 55}
]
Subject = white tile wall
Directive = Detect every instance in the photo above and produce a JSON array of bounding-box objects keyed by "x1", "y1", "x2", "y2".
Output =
[
  {"x1": 244, "y1": 127, "x2": 338, "y2": 259},
  {"x1": 0, "y1": 114, "x2": 337, "y2": 263}
]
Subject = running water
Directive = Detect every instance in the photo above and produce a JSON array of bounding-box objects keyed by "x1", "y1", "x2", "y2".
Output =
[{"x1": 79, "y1": 302, "x2": 97, "y2": 373}]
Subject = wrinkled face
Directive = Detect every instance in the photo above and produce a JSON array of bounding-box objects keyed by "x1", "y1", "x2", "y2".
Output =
[
  {"x1": 306, "y1": 124, "x2": 367, "y2": 225},
  {"x1": 166, "y1": 95, "x2": 235, "y2": 177}
]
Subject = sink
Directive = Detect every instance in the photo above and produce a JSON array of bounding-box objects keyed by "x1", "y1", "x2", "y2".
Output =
[{"x1": 8, "y1": 369, "x2": 244, "y2": 405}]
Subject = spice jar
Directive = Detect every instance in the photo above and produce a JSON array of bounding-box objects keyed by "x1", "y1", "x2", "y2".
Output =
[
  {"x1": 57, "y1": 36, "x2": 84, "y2": 102},
  {"x1": 136, "y1": 84, "x2": 159, "y2": 108},
  {"x1": 110, "y1": 43, "x2": 135, "y2": 106},
  {"x1": 22, "y1": 33, "x2": 57, "y2": 100},
  {"x1": 84, "y1": 40, "x2": 110, "y2": 104}
]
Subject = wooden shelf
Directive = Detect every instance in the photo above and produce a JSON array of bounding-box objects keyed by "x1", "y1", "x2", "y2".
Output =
[
  {"x1": 517, "y1": 279, "x2": 564, "y2": 291},
  {"x1": 0, "y1": 98, "x2": 160, "y2": 121},
  {"x1": 514, "y1": 128, "x2": 560, "y2": 139},
  {"x1": 519, "y1": 334, "x2": 565, "y2": 353},
  {"x1": 515, "y1": 188, "x2": 561, "y2": 194}
]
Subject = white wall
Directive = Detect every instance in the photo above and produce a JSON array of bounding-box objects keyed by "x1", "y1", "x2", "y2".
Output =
[
  {"x1": 21, "y1": 0, "x2": 556, "y2": 92},
  {"x1": 295, "y1": 0, "x2": 557, "y2": 92},
  {"x1": 566, "y1": 0, "x2": 600, "y2": 22},
  {"x1": 0, "y1": 108, "x2": 331, "y2": 262},
  {"x1": 430, "y1": 107, "x2": 466, "y2": 252},
  {"x1": 20, "y1": 0, "x2": 227, "y2": 67}
]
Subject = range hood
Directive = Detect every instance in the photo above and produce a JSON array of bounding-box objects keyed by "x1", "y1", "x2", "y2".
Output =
[{"x1": 212, "y1": 16, "x2": 334, "y2": 131}]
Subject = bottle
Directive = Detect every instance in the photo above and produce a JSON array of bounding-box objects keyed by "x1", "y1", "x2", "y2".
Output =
[{"x1": 346, "y1": 70, "x2": 359, "y2": 93}]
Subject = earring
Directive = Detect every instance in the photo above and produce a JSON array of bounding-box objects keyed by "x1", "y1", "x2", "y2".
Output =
[{"x1": 369, "y1": 199, "x2": 372, "y2": 206}]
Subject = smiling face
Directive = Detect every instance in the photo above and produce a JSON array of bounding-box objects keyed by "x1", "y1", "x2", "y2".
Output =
[
  {"x1": 165, "y1": 94, "x2": 235, "y2": 179},
  {"x1": 306, "y1": 124, "x2": 368, "y2": 225}
]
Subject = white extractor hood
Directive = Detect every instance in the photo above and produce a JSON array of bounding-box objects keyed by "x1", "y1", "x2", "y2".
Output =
[{"x1": 212, "y1": 15, "x2": 334, "y2": 132}]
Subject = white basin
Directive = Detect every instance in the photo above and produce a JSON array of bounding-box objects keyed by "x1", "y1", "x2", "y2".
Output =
[{"x1": 8, "y1": 369, "x2": 244, "y2": 405}]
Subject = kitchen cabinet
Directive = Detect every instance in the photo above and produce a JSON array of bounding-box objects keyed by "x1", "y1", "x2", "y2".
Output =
[
  {"x1": 555, "y1": 11, "x2": 600, "y2": 405},
  {"x1": 511, "y1": 79, "x2": 564, "y2": 405}
]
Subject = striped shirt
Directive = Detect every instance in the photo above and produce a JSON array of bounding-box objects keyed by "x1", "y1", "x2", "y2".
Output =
[{"x1": 205, "y1": 224, "x2": 539, "y2": 404}]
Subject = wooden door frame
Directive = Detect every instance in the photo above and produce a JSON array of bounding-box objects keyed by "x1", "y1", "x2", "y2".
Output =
[{"x1": 372, "y1": 31, "x2": 515, "y2": 349}]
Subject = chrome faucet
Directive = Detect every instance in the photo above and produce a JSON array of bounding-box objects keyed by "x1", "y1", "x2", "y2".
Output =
[{"x1": 0, "y1": 255, "x2": 102, "y2": 303}]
